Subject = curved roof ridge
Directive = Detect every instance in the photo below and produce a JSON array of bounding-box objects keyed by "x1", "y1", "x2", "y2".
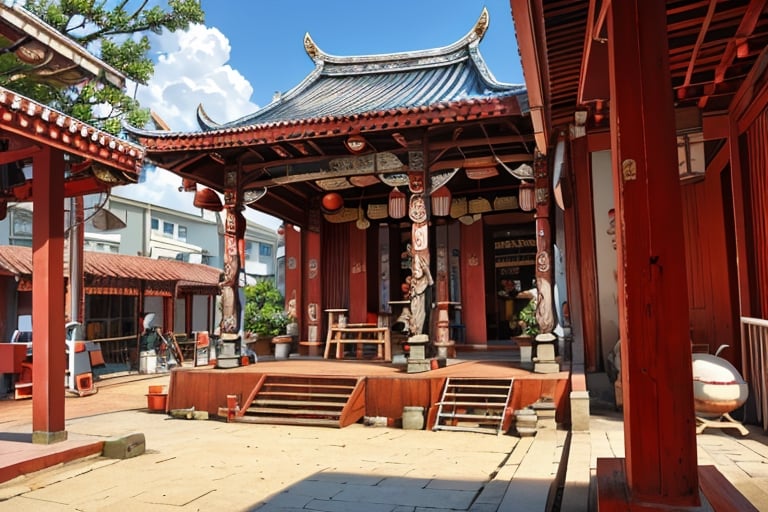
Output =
[
  {"x1": 124, "y1": 7, "x2": 525, "y2": 136},
  {"x1": 201, "y1": 63, "x2": 326, "y2": 131},
  {"x1": 304, "y1": 7, "x2": 489, "y2": 66}
]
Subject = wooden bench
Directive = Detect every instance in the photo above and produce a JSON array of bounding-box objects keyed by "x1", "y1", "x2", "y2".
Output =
[{"x1": 324, "y1": 325, "x2": 391, "y2": 362}]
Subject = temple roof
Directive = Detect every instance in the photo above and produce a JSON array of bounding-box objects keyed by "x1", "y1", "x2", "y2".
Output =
[
  {"x1": 194, "y1": 8, "x2": 525, "y2": 132},
  {"x1": 126, "y1": 9, "x2": 533, "y2": 227}
]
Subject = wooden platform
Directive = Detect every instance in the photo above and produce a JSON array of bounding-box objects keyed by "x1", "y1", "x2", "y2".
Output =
[{"x1": 167, "y1": 357, "x2": 570, "y2": 425}]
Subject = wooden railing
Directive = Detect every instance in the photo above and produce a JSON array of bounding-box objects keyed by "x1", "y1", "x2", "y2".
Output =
[
  {"x1": 93, "y1": 332, "x2": 194, "y2": 374},
  {"x1": 740, "y1": 316, "x2": 768, "y2": 431},
  {"x1": 91, "y1": 335, "x2": 137, "y2": 372}
]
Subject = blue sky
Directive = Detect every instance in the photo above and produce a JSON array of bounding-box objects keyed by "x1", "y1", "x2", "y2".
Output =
[{"x1": 118, "y1": 1, "x2": 523, "y2": 228}]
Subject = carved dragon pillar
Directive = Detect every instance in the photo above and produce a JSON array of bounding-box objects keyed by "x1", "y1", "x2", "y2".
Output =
[
  {"x1": 407, "y1": 150, "x2": 432, "y2": 337},
  {"x1": 220, "y1": 168, "x2": 246, "y2": 336}
]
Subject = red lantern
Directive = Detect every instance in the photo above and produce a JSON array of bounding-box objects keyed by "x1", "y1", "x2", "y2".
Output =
[
  {"x1": 321, "y1": 192, "x2": 344, "y2": 213},
  {"x1": 193, "y1": 187, "x2": 223, "y2": 211},
  {"x1": 431, "y1": 186, "x2": 452, "y2": 216},
  {"x1": 388, "y1": 187, "x2": 406, "y2": 219},
  {"x1": 519, "y1": 182, "x2": 535, "y2": 212}
]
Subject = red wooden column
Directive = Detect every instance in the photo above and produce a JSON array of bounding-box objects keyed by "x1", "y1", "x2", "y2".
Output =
[
  {"x1": 348, "y1": 223, "x2": 367, "y2": 323},
  {"x1": 460, "y1": 221, "x2": 486, "y2": 345},
  {"x1": 32, "y1": 146, "x2": 67, "y2": 444},
  {"x1": 533, "y1": 154, "x2": 555, "y2": 334},
  {"x1": 284, "y1": 223, "x2": 302, "y2": 326},
  {"x1": 604, "y1": 0, "x2": 699, "y2": 506},
  {"x1": 566, "y1": 134, "x2": 598, "y2": 372},
  {"x1": 302, "y1": 221, "x2": 322, "y2": 342}
]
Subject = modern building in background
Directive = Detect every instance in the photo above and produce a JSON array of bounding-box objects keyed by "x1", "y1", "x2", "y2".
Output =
[{"x1": 0, "y1": 193, "x2": 279, "y2": 341}]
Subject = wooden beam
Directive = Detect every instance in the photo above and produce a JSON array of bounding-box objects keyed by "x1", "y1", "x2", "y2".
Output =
[
  {"x1": 510, "y1": 0, "x2": 550, "y2": 154},
  {"x1": 701, "y1": 0, "x2": 768, "y2": 108},
  {"x1": 0, "y1": 144, "x2": 40, "y2": 164}
]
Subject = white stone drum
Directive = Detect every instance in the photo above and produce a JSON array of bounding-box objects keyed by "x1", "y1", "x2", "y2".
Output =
[{"x1": 692, "y1": 353, "x2": 748, "y2": 418}]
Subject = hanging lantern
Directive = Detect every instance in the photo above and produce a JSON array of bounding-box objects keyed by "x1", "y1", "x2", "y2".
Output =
[
  {"x1": 388, "y1": 187, "x2": 406, "y2": 219},
  {"x1": 519, "y1": 182, "x2": 535, "y2": 212},
  {"x1": 193, "y1": 187, "x2": 223, "y2": 211},
  {"x1": 321, "y1": 192, "x2": 344, "y2": 213},
  {"x1": 431, "y1": 186, "x2": 452, "y2": 216}
]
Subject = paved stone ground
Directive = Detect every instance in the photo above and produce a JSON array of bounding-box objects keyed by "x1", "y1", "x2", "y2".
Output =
[
  {"x1": 3, "y1": 370, "x2": 766, "y2": 511},
  {"x1": 0, "y1": 371, "x2": 565, "y2": 512}
]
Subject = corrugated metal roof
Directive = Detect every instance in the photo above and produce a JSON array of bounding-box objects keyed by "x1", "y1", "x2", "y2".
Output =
[
  {"x1": 197, "y1": 8, "x2": 525, "y2": 130},
  {"x1": 0, "y1": 246, "x2": 221, "y2": 292}
]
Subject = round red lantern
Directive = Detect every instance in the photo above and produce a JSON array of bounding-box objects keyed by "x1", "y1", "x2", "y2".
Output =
[{"x1": 321, "y1": 192, "x2": 344, "y2": 213}]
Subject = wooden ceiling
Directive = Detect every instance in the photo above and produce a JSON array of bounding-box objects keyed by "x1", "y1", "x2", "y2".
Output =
[{"x1": 515, "y1": 0, "x2": 768, "y2": 137}]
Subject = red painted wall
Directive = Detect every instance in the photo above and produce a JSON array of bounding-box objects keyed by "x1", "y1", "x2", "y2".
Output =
[
  {"x1": 303, "y1": 228, "x2": 321, "y2": 340},
  {"x1": 348, "y1": 224, "x2": 367, "y2": 324},
  {"x1": 460, "y1": 221, "x2": 486, "y2": 344}
]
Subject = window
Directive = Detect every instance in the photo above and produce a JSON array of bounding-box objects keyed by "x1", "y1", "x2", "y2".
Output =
[
  {"x1": 12, "y1": 211, "x2": 32, "y2": 236},
  {"x1": 178, "y1": 225, "x2": 187, "y2": 242},
  {"x1": 245, "y1": 241, "x2": 253, "y2": 260},
  {"x1": 259, "y1": 243, "x2": 272, "y2": 257},
  {"x1": 151, "y1": 218, "x2": 159, "y2": 231},
  {"x1": 163, "y1": 221, "x2": 174, "y2": 237}
]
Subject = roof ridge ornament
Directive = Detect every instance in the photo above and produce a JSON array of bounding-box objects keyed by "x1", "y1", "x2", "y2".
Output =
[
  {"x1": 470, "y1": 7, "x2": 490, "y2": 43},
  {"x1": 304, "y1": 32, "x2": 319, "y2": 60},
  {"x1": 197, "y1": 103, "x2": 221, "y2": 131},
  {"x1": 302, "y1": 7, "x2": 490, "y2": 66}
]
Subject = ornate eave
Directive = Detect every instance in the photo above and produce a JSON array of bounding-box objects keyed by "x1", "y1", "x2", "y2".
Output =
[
  {"x1": 0, "y1": 87, "x2": 145, "y2": 200},
  {"x1": 133, "y1": 95, "x2": 522, "y2": 152},
  {"x1": 0, "y1": 3, "x2": 125, "y2": 88}
]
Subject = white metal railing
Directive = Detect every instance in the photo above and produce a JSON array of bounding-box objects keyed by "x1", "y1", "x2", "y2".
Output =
[{"x1": 740, "y1": 316, "x2": 768, "y2": 431}]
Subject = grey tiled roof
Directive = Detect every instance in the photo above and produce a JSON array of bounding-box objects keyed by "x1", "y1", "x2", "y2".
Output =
[{"x1": 197, "y1": 8, "x2": 525, "y2": 131}]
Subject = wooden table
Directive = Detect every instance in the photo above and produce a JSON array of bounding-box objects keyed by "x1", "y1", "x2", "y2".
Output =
[{"x1": 324, "y1": 324, "x2": 391, "y2": 362}]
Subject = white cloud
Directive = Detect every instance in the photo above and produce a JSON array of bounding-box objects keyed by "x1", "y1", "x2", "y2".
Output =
[
  {"x1": 117, "y1": 24, "x2": 280, "y2": 230},
  {"x1": 137, "y1": 24, "x2": 258, "y2": 131}
]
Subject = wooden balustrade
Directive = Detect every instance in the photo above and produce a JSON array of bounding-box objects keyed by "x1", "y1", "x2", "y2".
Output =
[{"x1": 740, "y1": 316, "x2": 768, "y2": 431}]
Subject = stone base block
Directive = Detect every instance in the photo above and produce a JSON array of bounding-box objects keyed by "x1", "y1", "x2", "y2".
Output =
[
  {"x1": 103, "y1": 433, "x2": 146, "y2": 459},
  {"x1": 534, "y1": 361, "x2": 561, "y2": 373},
  {"x1": 407, "y1": 359, "x2": 431, "y2": 373}
]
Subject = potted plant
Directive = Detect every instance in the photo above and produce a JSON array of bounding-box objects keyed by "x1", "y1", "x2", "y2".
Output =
[
  {"x1": 516, "y1": 297, "x2": 540, "y2": 337},
  {"x1": 243, "y1": 281, "x2": 289, "y2": 355},
  {"x1": 513, "y1": 296, "x2": 539, "y2": 363}
]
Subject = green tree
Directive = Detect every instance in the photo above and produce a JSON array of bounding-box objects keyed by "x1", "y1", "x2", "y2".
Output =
[{"x1": 0, "y1": 0, "x2": 204, "y2": 134}]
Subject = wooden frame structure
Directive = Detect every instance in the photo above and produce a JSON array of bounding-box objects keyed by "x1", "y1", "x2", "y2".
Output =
[
  {"x1": 128, "y1": 9, "x2": 553, "y2": 353},
  {"x1": 511, "y1": 0, "x2": 768, "y2": 508},
  {"x1": 0, "y1": 4, "x2": 145, "y2": 443}
]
